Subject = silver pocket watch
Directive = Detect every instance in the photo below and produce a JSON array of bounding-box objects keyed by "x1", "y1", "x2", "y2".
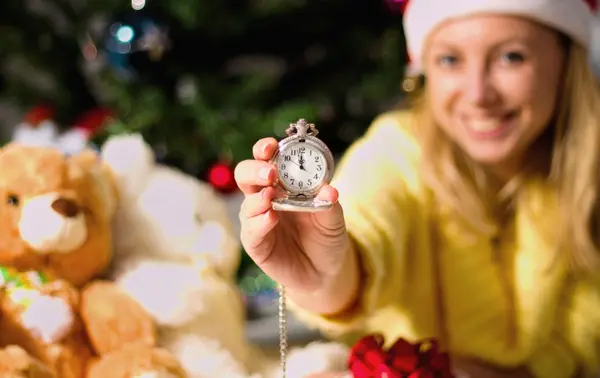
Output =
[
  {"x1": 269, "y1": 119, "x2": 335, "y2": 377},
  {"x1": 270, "y1": 119, "x2": 335, "y2": 212}
]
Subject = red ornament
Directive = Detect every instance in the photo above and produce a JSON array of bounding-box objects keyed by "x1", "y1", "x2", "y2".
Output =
[
  {"x1": 207, "y1": 162, "x2": 237, "y2": 193},
  {"x1": 348, "y1": 335, "x2": 455, "y2": 378}
]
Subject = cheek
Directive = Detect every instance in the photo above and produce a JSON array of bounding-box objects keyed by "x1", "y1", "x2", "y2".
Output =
[
  {"x1": 426, "y1": 77, "x2": 461, "y2": 137},
  {"x1": 498, "y1": 69, "x2": 559, "y2": 129},
  {"x1": 427, "y1": 74, "x2": 462, "y2": 114}
]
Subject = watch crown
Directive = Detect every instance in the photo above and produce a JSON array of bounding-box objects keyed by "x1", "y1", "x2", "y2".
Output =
[{"x1": 286, "y1": 119, "x2": 318, "y2": 137}]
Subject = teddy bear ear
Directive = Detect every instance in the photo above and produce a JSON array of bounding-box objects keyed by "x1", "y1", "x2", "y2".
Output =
[
  {"x1": 66, "y1": 149, "x2": 119, "y2": 220},
  {"x1": 67, "y1": 149, "x2": 101, "y2": 170}
]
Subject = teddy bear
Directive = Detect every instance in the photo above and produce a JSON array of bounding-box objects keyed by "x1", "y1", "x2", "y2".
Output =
[
  {"x1": 101, "y1": 134, "x2": 252, "y2": 377},
  {"x1": 100, "y1": 133, "x2": 352, "y2": 378},
  {"x1": 0, "y1": 345, "x2": 55, "y2": 378},
  {"x1": 0, "y1": 142, "x2": 186, "y2": 378}
]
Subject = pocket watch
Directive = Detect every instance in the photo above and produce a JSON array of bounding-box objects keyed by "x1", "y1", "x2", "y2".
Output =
[{"x1": 270, "y1": 119, "x2": 335, "y2": 212}]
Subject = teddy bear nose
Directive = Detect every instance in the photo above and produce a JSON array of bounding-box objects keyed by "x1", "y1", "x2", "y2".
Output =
[{"x1": 51, "y1": 198, "x2": 80, "y2": 218}]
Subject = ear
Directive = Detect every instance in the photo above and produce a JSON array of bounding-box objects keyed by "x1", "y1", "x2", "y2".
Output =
[
  {"x1": 68, "y1": 149, "x2": 100, "y2": 171},
  {"x1": 100, "y1": 133, "x2": 155, "y2": 199},
  {"x1": 67, "y1": 150, "x2": 119, "y2": 220}
]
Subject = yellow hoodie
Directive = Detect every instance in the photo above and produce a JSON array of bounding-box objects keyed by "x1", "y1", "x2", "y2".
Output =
[{"x1": 289, "y1": 110, "x2": 600, "y2": 378}]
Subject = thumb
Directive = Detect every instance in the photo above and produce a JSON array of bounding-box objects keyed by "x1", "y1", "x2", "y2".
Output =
[{"x1": 314, "y1": 185, "x2": 345, "y2": 230}]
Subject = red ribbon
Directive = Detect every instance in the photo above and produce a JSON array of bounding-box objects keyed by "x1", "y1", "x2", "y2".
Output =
[{"x1": 348, "y1": 335, "x2": 455, "y2": 378}]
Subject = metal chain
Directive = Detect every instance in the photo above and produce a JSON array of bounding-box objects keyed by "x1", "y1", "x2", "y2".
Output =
[{"x1": 278, "y1": 283, "x2": 288, "y2": 378}]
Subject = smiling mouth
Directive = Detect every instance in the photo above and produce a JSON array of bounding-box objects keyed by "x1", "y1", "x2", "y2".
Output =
[{"x1": 463, "y1": 111, "x2": 518, "y2": 137}]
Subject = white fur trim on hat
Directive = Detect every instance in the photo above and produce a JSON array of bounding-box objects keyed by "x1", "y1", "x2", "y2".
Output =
[{"x1": 404, "y1": 0, "x2": 595, "y2": 72}]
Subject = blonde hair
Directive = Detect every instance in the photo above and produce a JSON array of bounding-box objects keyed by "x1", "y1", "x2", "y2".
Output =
[{"x1": 411, "y1": 42, "x2": 600, "y2": 271}]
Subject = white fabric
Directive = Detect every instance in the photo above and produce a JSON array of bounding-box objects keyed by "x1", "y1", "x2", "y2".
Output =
[{"x1": 404, "y1": 0, "x2": 594, "y2": 72}]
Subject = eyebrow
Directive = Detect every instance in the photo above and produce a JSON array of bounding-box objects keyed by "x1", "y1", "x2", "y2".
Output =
[{"x1": 429, "y1": 37, "x2": 535, "y2": 51}]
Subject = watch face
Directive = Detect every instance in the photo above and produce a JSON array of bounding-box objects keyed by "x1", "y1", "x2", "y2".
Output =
[{"x1": 277, "y1": 142, "x2": 327, "y2": 193}]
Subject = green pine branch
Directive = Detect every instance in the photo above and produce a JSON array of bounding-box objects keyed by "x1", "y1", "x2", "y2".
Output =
[{"x1": 1, "y1": 0, "x2": 407, "y2": 174}]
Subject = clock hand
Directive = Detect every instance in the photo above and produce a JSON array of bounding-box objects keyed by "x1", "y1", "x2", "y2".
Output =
[
  {"x1": 288, "y1": 160, "x2": 302, "y2": 168},
  {"x1": 298, "y1": 155, "x2": 305, "y2": 170}
]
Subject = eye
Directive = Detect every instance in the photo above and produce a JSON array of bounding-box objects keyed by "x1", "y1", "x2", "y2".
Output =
[
  {"x1": 7, "y1": 194, "x2": 19, "y2": 206},
  {"x1": 436, "y1": 55, "x2": 459, "y2": 67},
  {"x1": 500, "y1": 51, "x2": 525, "y2": 64}
]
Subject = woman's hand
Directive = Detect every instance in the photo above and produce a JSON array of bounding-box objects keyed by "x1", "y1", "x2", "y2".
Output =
[{"x1": 235, "y1": 138, "x2": 359, "y2": 315}]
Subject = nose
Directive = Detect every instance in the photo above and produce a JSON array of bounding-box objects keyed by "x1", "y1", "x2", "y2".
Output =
[
  {"x1": 51, "y1": 198, "x2": 80, "y2": 218},
  {"x1": 464, "y1": 67, "x2": 499, "y2": 107}
]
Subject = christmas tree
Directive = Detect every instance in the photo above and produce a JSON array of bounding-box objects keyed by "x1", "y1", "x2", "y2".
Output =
[{"x1": 0, "y1": 0, "x2": 408, "y2": 178}]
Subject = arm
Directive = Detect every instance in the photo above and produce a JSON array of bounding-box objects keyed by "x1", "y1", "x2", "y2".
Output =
[
  {"x1": 534, "y1": 273, "x2": 600, "y2": 378},
  {"x1": 80, "y1": 280, "x2": 156, "y2": 356}
]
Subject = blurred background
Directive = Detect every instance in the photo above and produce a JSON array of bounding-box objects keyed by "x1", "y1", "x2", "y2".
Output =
[{"x1": 0, "y1": 0, "x2": 413, "y2": 347}]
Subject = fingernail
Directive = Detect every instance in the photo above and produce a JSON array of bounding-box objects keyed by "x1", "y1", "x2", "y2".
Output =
[
  {"x1": 260, "y1": 188, "x2": 267, "y2": 200},
  {"x1": 262, "y1": 142, "x2": 272, "y2": 154},
  {"x1": 259, "y1": 167, "x2": 272, "y2": 181}
]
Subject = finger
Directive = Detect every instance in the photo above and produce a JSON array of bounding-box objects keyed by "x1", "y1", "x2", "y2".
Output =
[
  {"x1": 316, "y1": 184, "x2": 339, "y2": 203},
  {"x1": 239, "y1": 187, "x2": 278, "y2": 221},
  {"x1": 252, "y1": 138, "x2": 278, "y2": 161},
  {"x1": 234, "y1": 160, "x2": 276, "y2": 195},
  {"x1": 240, "y1": 209, "x2": 280, "y2": 253}
]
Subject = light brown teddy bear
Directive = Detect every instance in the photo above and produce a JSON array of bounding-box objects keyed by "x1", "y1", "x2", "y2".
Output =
[{"x1": 0, "y1": 143, "x2": 186, "y2": 378}]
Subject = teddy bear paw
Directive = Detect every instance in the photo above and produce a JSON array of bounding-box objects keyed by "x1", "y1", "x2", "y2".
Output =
[{"x1": 19, "y1": 294, "x2": 74, "y2": 343}]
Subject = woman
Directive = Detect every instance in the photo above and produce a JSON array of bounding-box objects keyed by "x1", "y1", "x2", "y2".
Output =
[{"x1": 235, "y1": 0, "x2": 600, "y2": 377}]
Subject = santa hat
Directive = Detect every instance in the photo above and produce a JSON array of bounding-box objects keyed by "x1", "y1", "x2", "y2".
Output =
[
  {"x1": 23, "y1": 105, "x2": 56, "y2": 127},
  {"x1": 56, "y1": 108, "x2": 113, "y2": 156},
  {"x1": 402, "y1": 0, "x2": 598, "y2": 73},
  {"x1": 12, "y1": 105, "x2": 59, "y2": 147}
]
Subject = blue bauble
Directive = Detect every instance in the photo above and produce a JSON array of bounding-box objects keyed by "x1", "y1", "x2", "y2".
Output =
[{"x1": 102, "y1": 11, "x2": 170, "y2": 81}]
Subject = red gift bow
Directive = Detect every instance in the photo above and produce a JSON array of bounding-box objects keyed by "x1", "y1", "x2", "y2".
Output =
[{"x1": 348, "y1": 335, "x2": 455, "y2": 378}]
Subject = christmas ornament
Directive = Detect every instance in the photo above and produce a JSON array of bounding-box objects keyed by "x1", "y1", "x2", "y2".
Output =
[
  {"x1": 56, "y1": 108, "x2": 114, "y2": 156},
  {"x1": 102, "y1": 11, "x2": 171, "y2": 80},
  {"x1": 207, "y1": 161, "x2": 237, "y2": 193},
  {"x1": 12, "y1": 105, "x2": 59, "y2": 147},
  {"x1": 348, "y1": 335, "x2": 456, "y2": 378}
]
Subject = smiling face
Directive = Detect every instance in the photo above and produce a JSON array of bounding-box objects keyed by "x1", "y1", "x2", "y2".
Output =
[{"x1": 423, "y1": 15, "x2": 566, "y2": 179}]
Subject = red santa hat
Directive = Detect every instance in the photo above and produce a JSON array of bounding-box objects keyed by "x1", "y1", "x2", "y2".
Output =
[
  {"x1": 23, "y1": 105, "x2": 56, "y2": 127},
  {"x1": 12, "y1": 105, "x2": 59, "y2": 147},
  {"x1": 401, "y1": 0, "x2": 598, "y2": 73},
  {"x1": 56, "y1": 108, "x2": 114, "y2": 155}
]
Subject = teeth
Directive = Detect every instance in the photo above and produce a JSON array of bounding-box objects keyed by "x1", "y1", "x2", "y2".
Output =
[{"x1": 468, "y1": 119, "x2": 502, "y2": 132}]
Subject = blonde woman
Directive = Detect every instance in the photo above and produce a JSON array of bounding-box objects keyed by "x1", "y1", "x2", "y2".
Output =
[{"x1": 235, "y1": 0, "x2": 600, "y2": 376}]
